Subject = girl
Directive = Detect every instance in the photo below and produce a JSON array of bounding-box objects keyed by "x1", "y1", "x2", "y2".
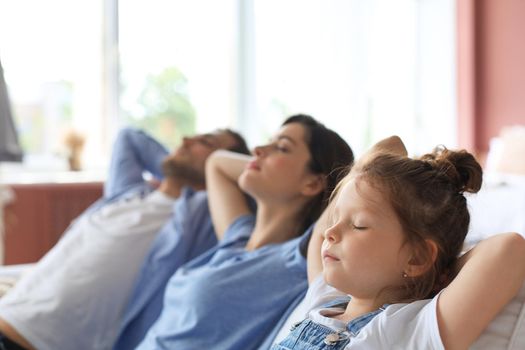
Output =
[
  {"x1": 272, "y1": 136, "x2": 525, "y2": 349},
  {"x1": 135, "y1": 115, "x2": 355, "y2": 349}
]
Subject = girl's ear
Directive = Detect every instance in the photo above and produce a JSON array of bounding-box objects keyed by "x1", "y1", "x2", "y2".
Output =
[
  {"x1": 405, "y1": 239, "x2": 438, "y2": 278},
  {"x1": 301, "y1": 174, "x2": 326, "y2": 197}
]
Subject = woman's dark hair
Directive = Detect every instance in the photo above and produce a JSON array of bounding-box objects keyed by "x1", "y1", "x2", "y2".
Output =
[
  {"x1": 282, "y1": 114, "x2": 354, "y2": 235},
  {"x1": 346, "y1": 146, "x2": 483, "y2": 302}
]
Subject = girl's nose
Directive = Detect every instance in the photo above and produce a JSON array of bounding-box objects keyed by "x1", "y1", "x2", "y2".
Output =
[{"x1": 323, "y1": 225, "x2": 339, "y2": 243}]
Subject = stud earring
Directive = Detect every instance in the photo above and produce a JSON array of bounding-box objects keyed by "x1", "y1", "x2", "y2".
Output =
[{"x1": 402, "y1": 272, "x2": 408, "y2": 278}]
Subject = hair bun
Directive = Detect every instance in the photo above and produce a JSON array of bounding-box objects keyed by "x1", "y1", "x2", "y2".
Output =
[{"x1": 420, "y1": 146, "x2": 482, "y2": 194}]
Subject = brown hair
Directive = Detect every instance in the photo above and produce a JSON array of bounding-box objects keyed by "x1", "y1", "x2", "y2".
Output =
[
  {"x1": 341, "y1": 146, "x2": 482, "y2": 302},
  {"x1": 282, "y1": 114, "x2": 354, "y2": 236}
]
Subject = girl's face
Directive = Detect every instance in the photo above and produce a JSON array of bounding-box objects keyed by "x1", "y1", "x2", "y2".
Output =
[
  {"x1": 239, "y1": 122, "x2": 321, "y2": 203},
  {"x1": 321, "y1": 177, "x2": 412, "y2": 300}
]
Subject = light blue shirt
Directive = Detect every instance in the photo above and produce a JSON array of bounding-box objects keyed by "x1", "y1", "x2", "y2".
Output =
[
  {"x1": 83, "y1": 127, "x2": 169, "y2": 215},
  {"x1": 136, "y1": 215, "x2": 310, "y2": 350},
  {"x1": 99, "y1": 128, "x2": 218, "y2": 349},
  {"x1": 104, "y1": 128, "x2": 168, "y2": 198},
  {"x1": 113, "y1": 188, "x2": 217, "y2": 350}
]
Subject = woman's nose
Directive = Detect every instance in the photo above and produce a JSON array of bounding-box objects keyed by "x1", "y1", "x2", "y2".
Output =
[{"x1": 253, "y1": 145, "x2": 266, "y2": 157}]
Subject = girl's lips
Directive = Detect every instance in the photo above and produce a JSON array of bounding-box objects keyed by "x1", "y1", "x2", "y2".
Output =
[{"x1": 322, "y1": 250, "x2": 340, "y2": 262}]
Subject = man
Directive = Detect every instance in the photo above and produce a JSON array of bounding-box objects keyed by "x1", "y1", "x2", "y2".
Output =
[{"x1": 0, "y1": 127, "x2": 249, "y2": 350}]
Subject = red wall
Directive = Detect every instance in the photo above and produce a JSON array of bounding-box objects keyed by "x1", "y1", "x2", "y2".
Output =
[
  {"x1": 457, "y1": 0, "x2": 525, "y2": 155},
  {"x1": 4, "y1": 182, "x2": 103, "y2": 264}
]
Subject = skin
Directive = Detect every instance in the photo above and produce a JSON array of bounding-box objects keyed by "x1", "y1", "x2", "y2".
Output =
[
  {"x1": 158, "y1": 131, "x2": 239, "y2": 198},
  {"x1": 239, "y1": 123, "x2": 320, "y2": 205},
  {"x1": 206, "y1": 122, "x2": 325, "y2": 250},
  {"x1": 307, "y1": 136, "x2": 408, "y2": 284},
  {"x1": 322, "y1": 177, "x2": 412, "y2": 321}
]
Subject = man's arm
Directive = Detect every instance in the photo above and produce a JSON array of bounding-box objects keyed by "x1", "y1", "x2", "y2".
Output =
[{"x1": 104, "y1": 128, "x2": 169, "y2": 198}]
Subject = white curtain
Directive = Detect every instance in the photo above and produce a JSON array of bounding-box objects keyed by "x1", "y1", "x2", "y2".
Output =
[{"x1": 0, "y1": 57, "x2": 23, "y2": 162}]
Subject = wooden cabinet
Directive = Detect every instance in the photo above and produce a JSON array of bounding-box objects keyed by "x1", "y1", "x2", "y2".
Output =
[{"x1": 3, "y1": 182, "x2": 103, "y2": 264}]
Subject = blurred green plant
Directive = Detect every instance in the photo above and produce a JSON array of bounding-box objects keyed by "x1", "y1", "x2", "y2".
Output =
[{"x1": 123, "y1": 67, "x2": 196, "y2": 150}]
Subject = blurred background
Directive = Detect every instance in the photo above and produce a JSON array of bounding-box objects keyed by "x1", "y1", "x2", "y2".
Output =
[
  {"x1": 0, "y1": 0, "x2": 524, "y2": 264},
  {"x1": 0, "y1": 0, "x2": 459, "y2": 173}
]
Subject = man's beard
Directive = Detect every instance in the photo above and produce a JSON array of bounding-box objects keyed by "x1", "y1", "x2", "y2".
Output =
[{"x1": 161, "y1": 158, "x2": 205, "y2": 187}]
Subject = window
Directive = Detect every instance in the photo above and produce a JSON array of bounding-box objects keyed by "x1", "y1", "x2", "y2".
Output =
[
  {"x1": 0, "y1": 0, "x2": 456, "y2": 176},
  {"x1": 119, "y1": 0, "x2": 237, "y2": 150},
  {"x1": 248, "y1": 0, "x2": 457, "y2": 155},
  {"x1": 0, "y1": 0, "x2": 104, "y2": 170}
]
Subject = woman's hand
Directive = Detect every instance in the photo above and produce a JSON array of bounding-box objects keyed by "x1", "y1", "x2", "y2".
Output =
[{"x1": 206, "y1": 150, "x2": 253, "y2": 239}]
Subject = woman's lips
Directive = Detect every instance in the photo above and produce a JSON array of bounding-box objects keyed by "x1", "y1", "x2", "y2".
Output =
[{"x1": 246, "y1": 161, "x2": 260, "y2": 171}]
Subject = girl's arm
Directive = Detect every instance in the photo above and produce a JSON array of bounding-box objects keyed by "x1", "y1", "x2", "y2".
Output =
[
  {"x1": 437, "y1": 232, "x2": 525, "y2": 350},
  {"x1": 205, "y1": 150, "x2": 253, "y2": 240}
]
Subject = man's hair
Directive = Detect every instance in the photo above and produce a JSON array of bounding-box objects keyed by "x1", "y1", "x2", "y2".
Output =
[{"x1": 220, "y1": 129, "x2": 250, "y2": 155}]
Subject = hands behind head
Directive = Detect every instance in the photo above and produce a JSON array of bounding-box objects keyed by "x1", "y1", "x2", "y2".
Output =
[
  {"x1": 370, "y1": 136, "x2": 408, "y2": 156},
  {"x1": 352, "y1": 135, "x2": 407, "y2": 172}
]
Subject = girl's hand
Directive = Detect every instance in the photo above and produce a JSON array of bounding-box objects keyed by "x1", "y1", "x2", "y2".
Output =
[{"x1": 437, "y1": 232, "x2": 525, "y2": 349}]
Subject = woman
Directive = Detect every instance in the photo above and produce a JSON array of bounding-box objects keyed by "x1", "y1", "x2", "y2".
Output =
[{"x1": 135, "y1": 115, "x2": 354, "y2": 349}]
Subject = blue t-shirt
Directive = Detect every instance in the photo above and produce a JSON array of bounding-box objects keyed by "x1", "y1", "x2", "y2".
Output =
[
  {"x1": 113, "y1": 188, "x2": 217, "y2": 350},
  {"x1": 80, "y1": 128, "x2": 169, "y2": 217},
  {"x1": 136, "y1": 215, "x2": 310, "y2": 350}
]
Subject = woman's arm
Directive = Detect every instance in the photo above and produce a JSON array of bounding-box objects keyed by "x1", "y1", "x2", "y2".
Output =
[
  {"x1": 437, "y1": 232, "x2": 525, "y2": 350},
  {"x1": 205, "y1": 150, "x2": 254, "y2": 240},
  {"x1": 307, "y1": 199, "x2": 335, "y2": 284}
]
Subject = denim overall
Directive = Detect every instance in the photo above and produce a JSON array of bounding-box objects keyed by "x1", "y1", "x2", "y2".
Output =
[{"x1": 271, "y1": 297, "x2": 386, "y2": 350}]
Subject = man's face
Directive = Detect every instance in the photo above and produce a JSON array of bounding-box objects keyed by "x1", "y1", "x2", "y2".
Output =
[{"x1": 162, "y1": 131, "x2": 237, "y2": 187}]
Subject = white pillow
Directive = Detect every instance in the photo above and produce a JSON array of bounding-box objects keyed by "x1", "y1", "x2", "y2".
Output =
[
  {"x1": 471, "y1": 280, "x2": 525, "y2": 349},
  {"x1": 485, "y1": 126, "x2": 525, "y2": 176},
  {"x1": 465, "y1": 173, "x2": 525, "y2": 349},
  {"x1": 466, "y1": 182, "x2": 525, "y2": 246}
]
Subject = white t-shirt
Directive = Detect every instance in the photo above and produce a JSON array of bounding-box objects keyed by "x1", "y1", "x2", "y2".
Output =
[
  {"x1": 273, "y1": 274, "x2": 343, "y2": 344},
  {"x1": 0, "y1": 191, "x2": 175, "y2": 350},
  {"x1": 273, "y1": 276, "x2": 445, "y2": 350}
]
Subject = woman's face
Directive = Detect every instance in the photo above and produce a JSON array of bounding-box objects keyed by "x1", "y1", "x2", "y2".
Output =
[
  {"x1": 239, "y1": 122, "x2": 321, "y2": 203},
  {"x1": 321, "y1": 177, "x2": 411, "y2": 300}
]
